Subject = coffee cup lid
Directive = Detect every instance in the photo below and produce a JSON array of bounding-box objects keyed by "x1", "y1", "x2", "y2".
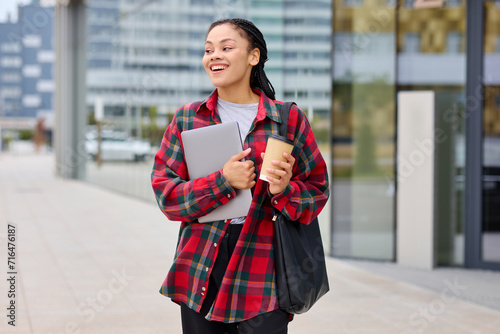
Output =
[{"x1": 269, "y1": 134, "x2": 294, "y2": 145}]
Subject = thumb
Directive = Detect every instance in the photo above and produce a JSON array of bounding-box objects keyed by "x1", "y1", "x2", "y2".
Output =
[{"x1": 231, "y1": 147, "x2": 251, "y2": 162}]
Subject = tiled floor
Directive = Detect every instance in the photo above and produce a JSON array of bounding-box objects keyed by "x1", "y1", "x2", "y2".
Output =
[{"x1": 1, "y1": 153, "x2": 499, "y2": 334}]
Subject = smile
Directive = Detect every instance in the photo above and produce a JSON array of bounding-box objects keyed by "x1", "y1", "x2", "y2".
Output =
[{"x1": 211, "y1": 65, "x2": 228, "y2": 72}]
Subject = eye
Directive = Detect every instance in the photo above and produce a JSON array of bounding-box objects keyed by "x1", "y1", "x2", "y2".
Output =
[
  {"x1": 204, "y1": 49, "x2": 213, "y2": 54},
  {"x1": 223, "y1": 47, "x2": 232, "y2": 51}
]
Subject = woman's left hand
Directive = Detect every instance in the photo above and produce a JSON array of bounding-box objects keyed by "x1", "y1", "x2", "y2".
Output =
[{"x1": 260, "y1": 152, "x2": 295, "y2": 195}]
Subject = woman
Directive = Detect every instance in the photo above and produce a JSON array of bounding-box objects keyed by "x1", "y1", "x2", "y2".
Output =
[{"x1": 151, "y1": 18, "x2": 329, "y2": 334}]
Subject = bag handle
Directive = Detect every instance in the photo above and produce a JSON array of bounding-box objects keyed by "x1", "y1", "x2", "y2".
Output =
[
  {"x1": 279, "y1": 102, "x2": 296, "y2": 138},
  {"x1": 271, "y1": 101, "x2": 296, "y2": 223}
]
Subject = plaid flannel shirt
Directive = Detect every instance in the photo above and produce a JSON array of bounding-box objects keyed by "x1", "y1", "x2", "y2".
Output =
[{"x1": 151, "y1": 89, "x2": 329, "y2": 323}]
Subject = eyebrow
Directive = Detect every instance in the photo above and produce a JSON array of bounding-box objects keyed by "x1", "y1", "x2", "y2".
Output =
[{"x1": 205, "y1": 38, "x2": 236, "y2": 45}]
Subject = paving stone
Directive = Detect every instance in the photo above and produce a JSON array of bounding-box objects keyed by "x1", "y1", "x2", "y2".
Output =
[{"x1": 1, "y1": 153, "x2": 499, "y2": 334}]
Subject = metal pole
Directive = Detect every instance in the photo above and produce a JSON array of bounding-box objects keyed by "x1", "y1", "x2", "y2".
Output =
[
  {"x1": 464, "y1": 0, "x2": 484, "y2": 268},
  {"x1": 54, "y1": 0, "x2": 87, "y2": 179}
]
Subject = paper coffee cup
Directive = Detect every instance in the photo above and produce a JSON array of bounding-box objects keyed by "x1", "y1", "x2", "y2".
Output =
[{"x1": 259, "y1": 134, "x2": 294, "y2": 182}]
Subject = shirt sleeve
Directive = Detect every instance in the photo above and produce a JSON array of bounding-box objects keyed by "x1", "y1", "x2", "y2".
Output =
[
  {"x1": 271, "y1": 104, "x2": 330, "y2": 225},
  {"x1": 151, "y1": 108, "x2": 236, "y2": 222}
]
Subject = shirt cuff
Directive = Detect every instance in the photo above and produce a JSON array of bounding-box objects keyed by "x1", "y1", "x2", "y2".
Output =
[
  {"x1": 213, "y1": 169, "x2": 236, "y2": 200},
  {"x1": 270, "y1": 182, "x2": 293, "y2": 211}
]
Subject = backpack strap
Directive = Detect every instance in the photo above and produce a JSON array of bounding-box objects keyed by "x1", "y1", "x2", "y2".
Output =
[{"x1": 279, "y1": 102, "x2": 296, "y2": 138}]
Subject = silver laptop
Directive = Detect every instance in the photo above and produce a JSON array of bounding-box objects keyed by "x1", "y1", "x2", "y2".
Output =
[{"x1": 181, "y1": 121, "x2": 252, "y2": 223}]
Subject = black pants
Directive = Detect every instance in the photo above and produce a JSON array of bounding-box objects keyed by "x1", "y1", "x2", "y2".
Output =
[{"x1": 180, "y1": 223, "x2": 289, "y2": 334}]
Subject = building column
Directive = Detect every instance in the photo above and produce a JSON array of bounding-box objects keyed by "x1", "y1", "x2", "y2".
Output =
[{"x1": 54, "y1": 0, "x2": 87, "y2": 179}]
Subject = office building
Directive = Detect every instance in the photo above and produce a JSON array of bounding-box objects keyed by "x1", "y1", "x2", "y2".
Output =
[
  {"x1": 85, "y1": 0, "x2": 331, "y2": 133},
  {"x1": 0, "y1": 1, "x2": 54, "y2": 126},
  {"x1": 4, "y1": 0, "x2": 499, "y2": 272}
]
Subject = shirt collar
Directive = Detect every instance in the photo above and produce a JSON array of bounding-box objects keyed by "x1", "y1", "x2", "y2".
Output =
[{"x1": 196, "y1": 88, "x2": 281, "y2": 124}]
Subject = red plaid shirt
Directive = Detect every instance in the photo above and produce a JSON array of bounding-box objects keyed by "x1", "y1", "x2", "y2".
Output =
[{"x1": 151, "y1": 89, "x2": 329, "y2": 323}]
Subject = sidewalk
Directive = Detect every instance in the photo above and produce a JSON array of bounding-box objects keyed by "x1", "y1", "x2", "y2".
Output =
[{"x1": 1, "y1": 153, "x2": 499, "y2": 334}]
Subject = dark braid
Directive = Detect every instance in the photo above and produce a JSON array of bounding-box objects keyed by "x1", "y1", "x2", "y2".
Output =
[{"x1": 207, "y1": 18, "x2": 276, "y2": 100}]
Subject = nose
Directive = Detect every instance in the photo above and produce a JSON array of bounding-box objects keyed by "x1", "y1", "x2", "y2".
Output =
[{"x1": 210, "y1": 49, "x2": 222, "y2": 60}]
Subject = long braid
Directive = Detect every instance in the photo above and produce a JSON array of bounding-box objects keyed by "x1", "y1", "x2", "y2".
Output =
[{"x1": 207, "y1": 18, "x2": 276, "y2": 100}]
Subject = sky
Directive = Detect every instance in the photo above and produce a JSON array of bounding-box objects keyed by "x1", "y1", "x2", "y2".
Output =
[
  {"x1": 0, "y1": 0, "x2": 29, "y2": 22},
  {"x1": 0, "y1": 0, "x2": 55, "y2": 23}
]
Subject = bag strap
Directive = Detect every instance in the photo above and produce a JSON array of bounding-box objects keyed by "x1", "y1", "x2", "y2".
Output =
[{"x1": 279, "y1": 102, "x2": 296, "y2": 138}]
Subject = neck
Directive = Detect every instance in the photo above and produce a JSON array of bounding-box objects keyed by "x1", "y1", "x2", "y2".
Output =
[{"x1": 217, "y1": 86, "x2": 260, "y2": 104}]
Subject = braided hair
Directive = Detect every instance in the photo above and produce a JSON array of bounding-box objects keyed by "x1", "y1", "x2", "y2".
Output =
[{"x1": 207, "y1": 18, "x2": 276, "y2": 100}]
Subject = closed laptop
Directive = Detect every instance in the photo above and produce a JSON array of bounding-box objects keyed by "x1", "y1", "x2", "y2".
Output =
[{"x1": 181, "y1": 121, "x2": 252, "y2": 223}]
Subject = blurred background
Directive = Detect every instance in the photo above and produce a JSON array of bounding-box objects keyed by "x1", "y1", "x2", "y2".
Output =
[{"x1": 0, "y1": 0, "x2": 499, "y2": 273}]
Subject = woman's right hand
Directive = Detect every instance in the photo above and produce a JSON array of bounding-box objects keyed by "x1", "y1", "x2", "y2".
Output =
[{"x1": 222, "y1": 148, "x2": 256, "y2": 190}]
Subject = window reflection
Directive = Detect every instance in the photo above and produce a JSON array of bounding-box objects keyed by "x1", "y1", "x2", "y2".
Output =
[
  {"x1": 84, "y1": 0, "x2": 332, "y2": 204},
  {"x1": 397, "y1": 0, "x2": 467, "y2": 266},
  {"x1": 482, "y1": 2, "x2": 500, "y2": 263},
  {"x1": 331, "y1": 0, "x2": 396, "y2": 260}
]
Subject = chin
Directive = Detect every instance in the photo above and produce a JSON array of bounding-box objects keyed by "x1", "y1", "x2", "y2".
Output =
[{"x1": 210, "y1": 80, "x2": 230, "y2": 89}]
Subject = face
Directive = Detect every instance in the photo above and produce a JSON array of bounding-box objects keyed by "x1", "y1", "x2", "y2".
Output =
[{"x1": 203, "y1": 23, "x2": 260, "y2": 90}]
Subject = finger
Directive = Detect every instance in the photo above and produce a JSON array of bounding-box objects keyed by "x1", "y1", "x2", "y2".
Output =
[
  {"x1": 267, "y1": 167, "x2": 287, "y2": 176},
  {"x1": 266, "y1": 174, "x2": 280, "y2": 184},
  {"x1": 283, "y1": 152, "x2": 295, "y2": 164},
  {"x1": 230, "y1": 147, "x2": 251, "y2": 162},
  {"x1": 271, "y1": 160, "x2": 291, "y2": 170}
]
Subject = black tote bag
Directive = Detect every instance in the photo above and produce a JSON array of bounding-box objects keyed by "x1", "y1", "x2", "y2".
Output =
[{"x1": 272, "y1": 102, "x2": 330, "y2": 314}]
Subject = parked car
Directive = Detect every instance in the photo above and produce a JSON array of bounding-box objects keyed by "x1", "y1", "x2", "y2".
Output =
[{"x1": 85, "y1": 130, "x2": 152, "y2": 162}]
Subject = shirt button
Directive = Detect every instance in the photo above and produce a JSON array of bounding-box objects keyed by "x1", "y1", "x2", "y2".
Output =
[
  {"x1": 201, "y1": 292, "x2": 205, "y2": 296},
  {"x1": 205, "y1": 267, "x2": 209, "y2": 272},
  {"x1": 202, "y1": 287, "x2": 206, "y2": 292},
  {"x1": 214, "y1": 242, "x2": 218, "y2": 247},
  {"x1": 274, "y1": 200, "x2": 278, "y2": 205},
  {"x1": 227, "y1": 194, "x2": 231, "y2": 198}
]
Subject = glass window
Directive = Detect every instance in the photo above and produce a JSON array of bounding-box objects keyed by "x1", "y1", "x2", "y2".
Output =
[
  {"x1": 83, "y1": 0, "x2": 332, "y2": 210},
  {"x1": 1, "y1": 57, "x2": 22, "y2": 68},
  {"x1": 331, "y1": 0, "x2": 396, "y2": 260},
  {"x1": 403, "y1": 33, "x2": 420, "y2": 53},
  {"x1": 482, "y1": 1, "x2": 500, "y2": 263},
  {"x1": 397, "y1": 0, "x2": 467, "y2": 266},
  {"x1": 1, "y1": 42, "x2": 21, "y2": 53},
  {"x1": 447, "y1": 31, "x2": 462, "y2": 53},
  {"x1": 1, "y1": 73, "x2": 22, "y2": 82}
]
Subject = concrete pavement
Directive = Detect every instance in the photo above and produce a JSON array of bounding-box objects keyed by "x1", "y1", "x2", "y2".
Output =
[{"x1": 1, "y1": 153, "x2": 500, "y2": 334}]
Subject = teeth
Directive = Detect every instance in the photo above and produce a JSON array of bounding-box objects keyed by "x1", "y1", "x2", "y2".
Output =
[{"x1": 211, "y1": 65, "x2": 226, "y2": 71}]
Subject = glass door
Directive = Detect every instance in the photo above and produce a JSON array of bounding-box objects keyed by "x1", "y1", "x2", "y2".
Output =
[
  {"x1": 397, "y1": 0, "x2": 467, "y2": 267},
  {"x1": 465, "y1": 0, "x2": 500, "y2": 270},
  {"x1": 482, "y1": 1, "x2": 500, "y2": 264},
  {"x1": 331, "y1": 0, "x2": 396, "y2": 260}
]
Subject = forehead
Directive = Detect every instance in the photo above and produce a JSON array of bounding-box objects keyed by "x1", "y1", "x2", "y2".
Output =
[{"x1": 206, "y1": 23, "x2": 247, "y2": 44}]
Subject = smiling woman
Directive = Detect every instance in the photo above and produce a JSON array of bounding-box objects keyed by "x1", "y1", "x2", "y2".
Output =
[
  {"x1": 202, "y1": 18, "x2": 275, "y2": 104},
  {"x1": 151, "y1": 18, "x2": 329, "y2": 334},
  {"x1": 202, "y1": 24, "x2": 260, "y2": 103}
]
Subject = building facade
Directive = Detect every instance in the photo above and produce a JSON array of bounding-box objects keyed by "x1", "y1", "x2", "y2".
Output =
[
  {"x1": 2, "y1": 0, "x2": 499, "y2": 271},
  {"x1": 330, "y1": 0, "x2": 500, "y2": 271},
  {"x1": 0, "y1": 1, "x2": 54, "y2": 123},
  {"x1": 85, "y1": 0, "x2": 331, "y2": 134}
]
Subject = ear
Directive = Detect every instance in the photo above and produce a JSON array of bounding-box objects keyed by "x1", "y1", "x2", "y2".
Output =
[{"x1": 249, "y1": 48, "x2": 260, "y2": 66}]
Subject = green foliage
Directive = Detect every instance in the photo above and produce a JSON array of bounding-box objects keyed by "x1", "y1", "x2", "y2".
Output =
[
  {"x1": 18, "y1": 129, "x2": 34, "y2": 141},
  {"x1": 88, "y1": 111, "x2": 97, "y2": 125},
  {"x1": 353, "y1": 123, "x2": 378, "y2": 175},
  {"x1": 142, "y1": 106, "x2": 165, "y2": 146}
]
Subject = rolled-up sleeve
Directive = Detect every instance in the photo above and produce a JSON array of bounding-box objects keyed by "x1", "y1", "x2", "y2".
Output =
[{"x1": 151, "y1": 108, "x2": 236, "y2": 222}]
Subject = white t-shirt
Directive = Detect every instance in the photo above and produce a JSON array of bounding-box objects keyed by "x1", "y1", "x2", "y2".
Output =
[
  {"x1": 217, "y1": 98, "x2": 259, "y2": 224},
  {"x1": 217, "y1": 98, "x2": 258, "y2": 142}
]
